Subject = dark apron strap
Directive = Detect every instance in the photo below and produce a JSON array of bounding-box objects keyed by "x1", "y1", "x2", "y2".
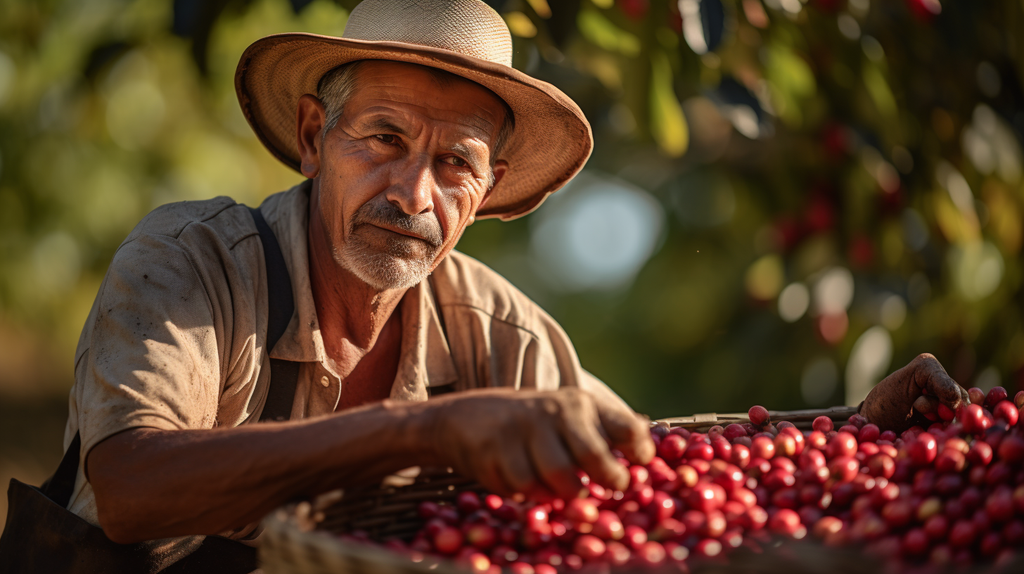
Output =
[
  {"x1": 426, "y1": 275, "x2": 456, "y2": 398},
  {"x1": 40, "y1": 433, "x2": 81, "y2": 506},
  {"x1": 249, "y1": 206, "x2": 299, "y2": 422}
]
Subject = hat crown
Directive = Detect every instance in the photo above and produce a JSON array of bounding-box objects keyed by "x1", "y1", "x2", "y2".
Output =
[{"x1": 343, "y1": 0, "x2": 513, "y2": 67}]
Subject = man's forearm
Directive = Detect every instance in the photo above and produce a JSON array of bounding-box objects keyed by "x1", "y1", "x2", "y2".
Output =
[{"x1": 87, "y1": 399, "x2": 438, "y2": 544}]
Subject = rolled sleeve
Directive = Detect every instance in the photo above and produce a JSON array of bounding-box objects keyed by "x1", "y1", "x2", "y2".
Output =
[{"x1": 77, "y1": 234, "x2": 221, "y2": 459}]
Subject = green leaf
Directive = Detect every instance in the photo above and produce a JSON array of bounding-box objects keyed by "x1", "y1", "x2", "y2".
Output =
[
  {"x1": 577, "y1": 7, "x2": 641, "y2": 57},
  {"x1": 765, "y1": 43, "x2": 816, "y2": 127},
  {"x1": 862, "y1": 63, "x2": 898, "y2": 119},
  {"x1": 765, "y1": 43, "x2": 816, "y2": 99},
  {"x1": 649, "y1": 52, "x2": 688, "y2": 157}
]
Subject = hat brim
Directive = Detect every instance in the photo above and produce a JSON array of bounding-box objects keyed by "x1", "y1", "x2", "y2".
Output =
[{"x1": 235, "y1": 33, "x2": 593, "y2": 221}]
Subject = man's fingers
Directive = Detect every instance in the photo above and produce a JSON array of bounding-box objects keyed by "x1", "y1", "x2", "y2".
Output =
[
  {"x1": 926, "y1": 372, "x2": 965, "y2": 409},
  {"x1": 529, "y1": 429, "x2": 587, "y2": 500},
  {"x1": 597, "y1": 404, "x2": 655, "y2": 465},
  {"x1": 475, "y1": 454, "x2": 515, "y2": 498},
  {"x1": 497, "y1": 446, "x2": 542, "y2": 497},
  {"x1": 913, "y1": 395, "x2": 939, "y2": 416},
  {"x1": 913, "y1": 353, "x2": 964, "y2": 409},
  {"x1": 562, "y1": 420, "x2": 630, "y2": 491}
]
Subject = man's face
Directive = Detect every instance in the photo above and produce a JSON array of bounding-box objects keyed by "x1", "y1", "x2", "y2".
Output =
[{"x1": 306, "y1": 61, "x2": 508, "y2": 290}]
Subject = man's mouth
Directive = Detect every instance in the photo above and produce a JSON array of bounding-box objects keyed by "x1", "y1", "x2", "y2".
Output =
[
  {"x1": 349, "y1": 198, "x2": 445, "y2": 248},
  {"x1": 354, "y1": 221, "x2": 443, "y2": 249},
  {"x1": 369, "y1": 223, "x2": 430, "y2": 243}
]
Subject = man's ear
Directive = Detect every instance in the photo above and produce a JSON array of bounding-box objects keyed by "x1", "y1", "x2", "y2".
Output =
[
  {"x1": 477, "y1": 160, "x2": 509, "y2": 213},
  {"x1": 296, "y1": 94, "x2": 326, "y2": 179}
]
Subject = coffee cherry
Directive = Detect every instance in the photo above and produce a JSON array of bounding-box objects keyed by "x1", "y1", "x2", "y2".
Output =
[
  {"x1": 456, "y1": 492, "x2": 482, "y2": 514},
  {"x1": 807, "y1": 430, "x2": 827, "y2": 449},
  {"x1": 828, "y1": 456, "x2": 859, "y2": 483},
  {"x1": 949, "y1": 520, "x2": 977, "y2": 548},
  {"x1": 858, "y1": 424, "x2": 881, "y2": 443},
  {"x1": 676, "y1": 464, "x2": 699, "y2": 488},
  {"x1": 622, "y1": 524, "x2": 647, "y2": 550},
  {"x1": 993, "y1": 401, "x2": 1019, "y2": 426},
  {"x1": 465, "y1": 523, "x2": 498, "y2": 550},
  {"x1": 866, "y1": 453, "x2": 896, "y2": 479},
  {"x1": 960, "y1": 404, "x2": 987, "y2": 435},
  {"x1": 572, "y1": 534, "x2": 605, "y2": 561},
  {"x1": 685, "y1": 441, "x2": 715, "y2": 461},
  {"x1": 657, "y1": 433, "x2": 687, "y2": 462},
  {"x1": 934, "y1": 448, "x2": 966, "y2": 473},
  {"x1": 774, "y1": 433, "x2": 798, "y2": 457},
  {"x1": 748, "y1": 405, "x2": 770, "y2": 427},
  {"x1": 693, "y1": 538, "x2": 723, "y2": 557},
  {"x1": 937, "y1": 404, "x2": 956, "y2": 421},
  {"x1": 811, "y1": 416, "x2": 833, "y2": 433},
  {"x1": 908, "y1": 432, "x2": 938, "y2": 465},
  {"x1": 839, "y1": 424, "x2": 860, "y2": 436},
  {"x1": 433, "y1": 525, "x2": 464, "y2": 555},
  {"x1": 768, "y1": 508, "x2": 803, "y2": 536},
  {"x1": 455, "y1": 548, "x2": 491, "y2": 572},
  {"x1": 711, "y1": 436, "x2": 733, "y2": 460},
  {"x1": 1003, "y1": 520, "x2": 1024, "y2": 545},
  {"x1": 723, "y1": 423, "x2": 748, "y2": 441},
  {"x1": 750, "y1": 436, "x2": 775, "y2": 459},
  {"x1": 998, "y1": 435, "x2": 1024, "y2": 463},
  {"x1": 602, "y1": 540, "x2": 630, "y2": 566},
  {"x1": 984, "y1": 486, "x2": 1014, "y2": 523},
  {"x1": 746, "y1": 505, "x2": 768, "y2": 530},
  {"x1": 564, "y1": 498, "x2": 599, "y2": 524},
  {"x1": 968, "y1": 387, "x2": 986, "y2": 405},
  {"x1": 731, "y1": 443, "x2": 751, "y2": 469},
  {"x1": 419, "y1": 501, "x2": 440, "y2": 519},
  {"x1": 986, "y1": 386, "x2": 1008, "y2": 408},
  {"x1": 591, "y1": 510, "x2": 624, "y2": 540},
  {"x1": 507, "y1": 562, "x2": 533, "y2": 574}
]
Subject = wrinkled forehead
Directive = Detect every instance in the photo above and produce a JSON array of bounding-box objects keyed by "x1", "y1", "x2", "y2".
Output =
[{"x1": 340, "y1": 60, "x2": 512, "y2": 137}]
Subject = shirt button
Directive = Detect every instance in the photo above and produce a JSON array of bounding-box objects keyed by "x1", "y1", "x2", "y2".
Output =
[{"x1": 320, "y1": 376, "x2": 330, "y2": 388}]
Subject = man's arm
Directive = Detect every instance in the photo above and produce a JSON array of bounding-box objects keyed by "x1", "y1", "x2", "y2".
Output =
[
  {"x1": 88, "y1": 399, "x2": 429, "y2": 543},
  {"x1": 88, "y1": 387, "x2": 654, "y2": 544}
]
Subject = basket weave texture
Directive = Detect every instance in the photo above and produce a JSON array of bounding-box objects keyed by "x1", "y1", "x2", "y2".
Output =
[{"x1": 258, "y1": 406, "x2": 860, "y2": 573}]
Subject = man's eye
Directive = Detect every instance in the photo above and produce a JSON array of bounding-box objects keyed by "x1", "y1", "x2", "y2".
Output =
[
  {"x1": 443, "y1": 156, "x2": 468, "y2": 167},
  {"x1": 374, "y1": 134, "x2": 398, "y2": 144}
]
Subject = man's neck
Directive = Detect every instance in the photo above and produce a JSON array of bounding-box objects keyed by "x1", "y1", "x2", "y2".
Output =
[{"x1": 307, "y1": 187, "x2": 406, "y2": 376}]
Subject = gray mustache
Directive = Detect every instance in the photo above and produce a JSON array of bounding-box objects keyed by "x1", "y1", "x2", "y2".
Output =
[{"x1": 352, "y1": 200, "x2": 444, "y2": 248}]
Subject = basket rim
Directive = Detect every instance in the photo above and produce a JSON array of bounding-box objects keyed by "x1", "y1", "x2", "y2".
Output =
[
  {"x1": 652, "y1": 405, "x2": 859, "y2": 430},
  {"x1": 261, "y1": 501, "x2": 460, "y2": 573}
]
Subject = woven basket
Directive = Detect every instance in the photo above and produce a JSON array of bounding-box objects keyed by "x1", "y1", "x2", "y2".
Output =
[{"x1": 258, "y1": 406, "x2": 861, "y2": 573}]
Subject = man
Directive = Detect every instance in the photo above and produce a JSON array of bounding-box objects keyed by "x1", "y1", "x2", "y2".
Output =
[{"x1": 54, "y1": 0, "x2": 965, "y2": 568}]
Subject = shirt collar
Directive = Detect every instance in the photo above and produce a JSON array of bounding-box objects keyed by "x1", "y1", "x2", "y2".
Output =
[{"x1": 260, "y1": 181, "x2": 458, "y2": 397}]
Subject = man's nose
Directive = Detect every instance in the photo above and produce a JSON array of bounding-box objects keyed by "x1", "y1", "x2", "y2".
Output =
[{"x1": 386, "y1": 158, "x2": 435, "y2": 215}]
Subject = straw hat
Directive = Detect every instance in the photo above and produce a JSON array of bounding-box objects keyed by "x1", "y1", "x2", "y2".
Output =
[{"x1": 235, "y1": 0, "x2": 593, "y2": 221}]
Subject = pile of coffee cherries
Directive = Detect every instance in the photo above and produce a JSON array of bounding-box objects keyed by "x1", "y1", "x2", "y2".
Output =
[{"x1": 350, "y1": 388, "x2": 1024, "y2": 573}]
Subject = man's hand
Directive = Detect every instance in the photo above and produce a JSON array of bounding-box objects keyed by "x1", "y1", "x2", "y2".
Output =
[
  {"x1": 424, "y1": 387, "x2": 655, "y2": 501},
  {"x1": 860, "y1": 353, "x2": 970, "y2": 432}
]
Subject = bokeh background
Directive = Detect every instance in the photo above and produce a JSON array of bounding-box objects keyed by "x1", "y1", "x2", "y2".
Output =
[{"x1": 2, "y1": 0, "x2": 1023, "y2": 529}]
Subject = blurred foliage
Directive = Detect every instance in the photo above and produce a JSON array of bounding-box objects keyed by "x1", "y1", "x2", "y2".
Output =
[{"x1": 2, "y1": 0, "x2": 1024, "y2": 420}]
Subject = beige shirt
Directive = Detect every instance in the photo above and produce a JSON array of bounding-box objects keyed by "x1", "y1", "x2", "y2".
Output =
[{"x1": 64, "y1": 180, "x2": 600, "y2": 548}]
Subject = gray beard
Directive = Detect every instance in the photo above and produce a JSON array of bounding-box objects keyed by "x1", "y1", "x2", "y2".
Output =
[
  {"x1": 334, "y1": 233, "x2": 436, "y2": 290},
  {"x1": 332, "y1": 196, "x2": 444, "y2": 290}
]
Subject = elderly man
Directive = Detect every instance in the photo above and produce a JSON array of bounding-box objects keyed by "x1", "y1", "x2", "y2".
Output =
[{"x1": 2, "y1": 0, "x2": 967, "y2": 572}]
